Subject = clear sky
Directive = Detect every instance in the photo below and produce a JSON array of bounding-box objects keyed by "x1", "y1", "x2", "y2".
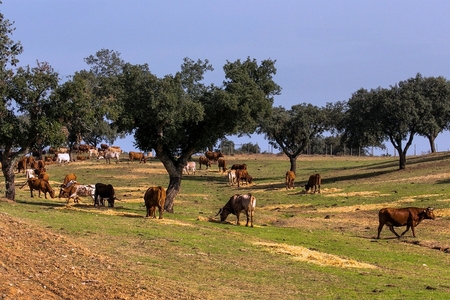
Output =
[{"x1": 3, "y1": 1, "x2": 450, "y2": 155}]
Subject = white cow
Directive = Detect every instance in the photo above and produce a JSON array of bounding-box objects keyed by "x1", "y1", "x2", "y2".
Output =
[
  {"x1": 227, "y1": 170, "x2": 237, "y2": 186},
  {"x1": 25, "y1": 169, "x2": 36, "y2": 180},
  {"x1": 57, "y1": 153, "x2": 70, "y2": 163},
  {"x1": 104, "y1": 151, "x2": 120, "y2": 164},
  {"x1": 89, "y1": 148, "x2": 99, "y2": 158},
  {"x1": 183, "y1": 162, "x2": 196, "y2": 175}
]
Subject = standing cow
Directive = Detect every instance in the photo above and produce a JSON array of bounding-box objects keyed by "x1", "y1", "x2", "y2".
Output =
[
  {"x1": 94, "y1": 183, "x2": 116, "y2": 207},
  {"x1": 377, "y1": 207, "x2": 435, "y2": 239},
  {"x1": 216, "y1": 193, "x2": 256, "y2": 227},
  {"x1": 104, "y1": 151, "x2": 120, "y2": 164},
  {"x1": 218, "y1": 158, "x2": 227, "y2": 173},
  {"x1": 198, "y1": 156, "x2": 212, "y2": 169},
  {"x1": 285, "y1": 171, "x2": 295, "y2": 190},
  {"x1": 183, "y1": 162, "x2": 196, "y2": 175},
  {"x1": 143, "y1": 186, "x2": 167, "y2": 219}
]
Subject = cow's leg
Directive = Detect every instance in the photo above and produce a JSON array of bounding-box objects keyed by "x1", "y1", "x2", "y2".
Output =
[
  {"x1": 158, "y1": 206, "x2": 163, "y2": 219},
  {"x1": 377, "y1": 224, "x2": 384, "y2": 239},
  {"x1": 236, "y1": 213, "x2": 240, "y2": 226},
  {"x1": 388, "y1": 226, "x2": 401, "y2": 238},
  {"x1": 245, "y1": 211, "x2": 249, "y2": 227},
  {"x1": 401, "y1": 225, "x2": 412, "y2": 237},
  {"x1": 318, "y1": 184, "x2": 321, "y2": 193}
]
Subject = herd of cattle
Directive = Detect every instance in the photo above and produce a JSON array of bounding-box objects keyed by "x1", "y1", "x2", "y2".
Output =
[{"x1": 15, "y1": 149, "x2": 437, "y2": 237}]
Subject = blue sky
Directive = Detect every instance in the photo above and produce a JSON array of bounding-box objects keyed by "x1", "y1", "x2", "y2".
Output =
[{"x1": 3, "y1": 1, "x2": 450, "y2": 155}]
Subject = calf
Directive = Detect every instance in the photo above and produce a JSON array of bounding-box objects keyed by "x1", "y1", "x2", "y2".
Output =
[
  {"x1": 198, "y1": 156, "x2": 212, "y2": 169},
  {"x1": 218, "y1": 158, "x2": 227, "y2": 173},
  {"x1": 305, "y1": 174, "x2": 321, "y2": 193},
  {"x1": 216, "y1": 194, "x2": 256, "y2": 227},
  {"x1": 143, "y1": 186, "x2": 167, "y2": 219},
  {"x1": 27, "y1": 178, "x2": 55, "y2": 199},
  {"x1": 228, "y1": 170, "x2": 237, "y2": 186},
  {"x1": 377, "y1": 207, "x2": 435, "y2": 239},
  {"x1": 94, "y1": 183, "x2": 116, "y2": 207},
  {"x1": 285, "y1": 171, "x2": 296, "y2": 190},
  {"x1": 236, "y1": 169, "x2": 253, "y2": 187},
  {"x1": 183, "y1": 162, "x2": 196, "y2": 175}
]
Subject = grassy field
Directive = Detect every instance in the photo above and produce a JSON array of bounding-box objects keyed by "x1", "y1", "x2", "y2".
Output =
[{"x1": 1, "y1": 153, "x2": 450, "y2": 299}]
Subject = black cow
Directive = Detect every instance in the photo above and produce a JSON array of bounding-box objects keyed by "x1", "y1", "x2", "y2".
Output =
[{"x1": 94, "y1": 183, "x2": 116, "y2": 207}]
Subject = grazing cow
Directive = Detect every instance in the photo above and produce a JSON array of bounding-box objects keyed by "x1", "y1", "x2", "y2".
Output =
[
  {"x1": 285, "y1": 171, "x2": 296, "y2": 190},
  {"x1": 76, "y1": 155, "x2": 87, "y2": 161},
  {"x1": 236, "y1": 169, "x2": 253, "y2": 187},
  {"x1": 218, "y1": 158, "x2": 227, "y2": 173},
  {"x1": 205, "y1": 151, "x2": 224, "y2": 161},
  {"x1": 377, "y1": 207, "x2": 435, "y2": 239},
  {"x1": 228, "y1": 170, "x2": 237, "y2": 186},
  {"x1": 183, "y1": 162, "x2": 196, "y2": 175},
  {"x1": 59, "y1": 180, "x2": 96, "y2": 204},
  {"x1": 17, "y1": 160, "x2": 26, "y2": 173},
  {"x1": 128, "y1": 151, "x2": 147, "y2": 163},
  {"x1": 198, "y1": 156, "x2": 212, "y2": 169},
  {"x1": 231, "y1": 164, "x2": 247, "y2": 171},
  {"x1": 216, "y1": 194, "x2": 256, "y2": 227},
  {"x1": 143, "y1": 186, "x2": 167, "y2": 219},
  {"x1": 63, "y1": 173, "x2": 77, "y2": 186},
  {"x1": 27, "y1": 178, "x2": 55, "y2": 199},
  {"x1": 94, "y1": 183, "x2": 116, "y2": 207},
  {"x1": 305, "y1": 174, "x2": 321, "y2": 193},
  {"x1": 104, "y1": 151, "x2": 120, "y2": 164},
  {"x1": 57, "y1": 153, "x2": 70, "y2": 163}
]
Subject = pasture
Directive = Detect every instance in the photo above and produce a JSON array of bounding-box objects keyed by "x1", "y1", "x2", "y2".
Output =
[{"x1": 1, "y1": 153, "x2": 450, "y2": 299}]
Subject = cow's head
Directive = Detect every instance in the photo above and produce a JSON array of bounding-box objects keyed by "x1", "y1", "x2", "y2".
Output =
[
  {"x1": 107, "y1": 196, "x2": 117, "y2": 207},
  {"x1": 216, "y1": 207, "x2": 231, "y2": 222},
  {"x1": 424, "y1": 207, "x2": 436, "y2": 220},
  {"x1": 304, "y1": 184, "x2": 311, "y2": 191}
]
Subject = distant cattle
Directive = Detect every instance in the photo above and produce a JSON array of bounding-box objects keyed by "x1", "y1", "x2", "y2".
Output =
[
  {"x1": 216, "y1": 193, "x2": 256, "y2": 227},
  {"x1": 231, "y1": 164, "x2": 247, "y2": 171},
  {"x1": 236, "y1": 169, "x2": 253, "y2": 187},
  {"x1": 305, "y1": 174, "x2": 321, "y2": 193},
  {"x1": 76, "y1": 156, "x2": 87, "y2": 161},
  {"x1": 128, "y1": 151, "x2": 146, "y2": 163},
  {"x1": 228, "y1": 170, "x2": 237, "y2": 186},
  {"x1": 218, "y1": 158, "x2": 227, "y2": 173},
  {"x1": 25, "y1": 169, "x2": 36, "y2": 180},
  {"x1": 205, "y1": 151, "x2": 224, "y2": 161},
  {"x1": 100, "y1": 144, "x2": 109, "y2": 151},
  {"x1": 94, "y1": 183, "x2": 116, "y2": 207},
  {"x1": 198, "y1": 156, "x2": 212, "y2": 169},
  {"x1": 78, "y1": 144, "x2": 90, "y2": 153},
  {"x1": 89, "y1": 148, "x2": 99, "y2": 158},
  {"x1": 104, "y1": 151, "x2": 120, "y2": 164},
  {"x1": 183, "y1": 162, "x2": 196, "y2": 175},
  {"x1": 108, "y1": 145, "x2": 122, "y2": 153},
  {"x1": 143, "y1": 186, "x2": 167, "y2": 219},
  {"x1": 377, "y1": 207, "x2": 435, "y2": 239},
  {"x1": 285, "y1": 171, "x2": 296, "y2": 190},
  {"x1": 57, "y1": 153, "x2": 70, "y2": 164},
  {"x1": 26, "y1": 178, "x2": 55, "y2": 199}
]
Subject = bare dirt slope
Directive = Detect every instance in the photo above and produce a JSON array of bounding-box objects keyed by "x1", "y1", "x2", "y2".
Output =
[{"x1": 0, "y1": 210, "x2": 201, "y2": 300}]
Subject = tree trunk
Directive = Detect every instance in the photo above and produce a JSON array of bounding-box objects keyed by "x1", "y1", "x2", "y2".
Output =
[
  {"x1": 164, "y1": 173, "x2": 182, "y2": 213},
  {"x1": 427, "y1": 135, "x2": 437, "y2": 153},
  {"x1": 398, "y1": 150, "x2": 407, "y2": 170},
  {"x1": 288, "y1": 155, "x2": 297, "y2": 173},
  {"x1": 1, "y1": 155, "x2": 17, "y2": 200}
]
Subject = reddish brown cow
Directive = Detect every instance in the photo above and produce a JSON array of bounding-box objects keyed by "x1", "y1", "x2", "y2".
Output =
[
  {"x1": 377, "y1": 207, "x2": 435, "y2": 239},
  {"x1": 218, "y1": 158, "x2": 227, "y2": 173},
  {"x1": 285, "y1": 171, "x2": 295, "y2": 190},
  {"x1": 305, "y1": 174, "x2": 321, "y2": 193},
  {"x1": 231, "y1": 164, "x2": 247, "y2": 170},
  {"x1": 198, "y1": 156, "x2": 212, "y2": 169},
  {"x1": 236, "y1": 169, "x2": 253, "y2": 187},
  {"x1": 128, "y1": 151, "x2": 147, "y2": 163},
  {"x1": 38, "y1": 172, "x2": 49, "y2": 182},
  {"x1": 205, "y1": 151, "x2": 224, "y2": 161},
  {"x1": 27, "y1": 178, "x2": 55, "y2": 199},
  {"x1": 143, "y1": 186, "x2": 167, "y2": 219},
  {"x1": 63, "y1": 173, "x2": 77, "y2": 186}
]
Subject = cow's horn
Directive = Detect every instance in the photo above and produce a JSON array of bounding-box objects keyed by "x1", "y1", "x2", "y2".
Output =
[{"x1": 215, "y1": 208, "x2": 222, "y2": 216}]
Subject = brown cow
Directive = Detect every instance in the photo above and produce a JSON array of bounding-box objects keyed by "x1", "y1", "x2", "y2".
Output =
[
  {"x1": 205, "y1": 151, "x2": 224, "y2": 161},
  {"x1": 27, "y1": 178, "x2": 55, "y2": 199},
  {"x1": 128, "y1": 151, "x2": 147, "y2": 163},
  {"x1": 305, "y1": 174, "x2": 321, "y2": 193},
  {"x1": 144, "y1": 186, "x2": 167, "y2": 219},
  {"x1": 218, "y1": 158, "x2": 227, "y2": 173},
  {"x1": 377, "y1": 207, "x2": 435, "y2": 239},
  {"x1": 236, "y1": 169, "x2": 253, "y2": 187},
  {"x1": 231, "y1": 164, "x2": 247, "y2": 170},
  {"x1": 198, "y1": 156, "x2": 212, "y2": 169},
  {"x1": 38, "y1": 172, "x2": 49, "y2": 182},
  {"x1": 285, "y1": 171, "x2": 295, "y2": 190},
  {"x1": 63, "y1": 173, "x2": 77, "y2": 186},
  {"x1": 216, "y1": 194, "x2": 256, "y2": 227}
]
